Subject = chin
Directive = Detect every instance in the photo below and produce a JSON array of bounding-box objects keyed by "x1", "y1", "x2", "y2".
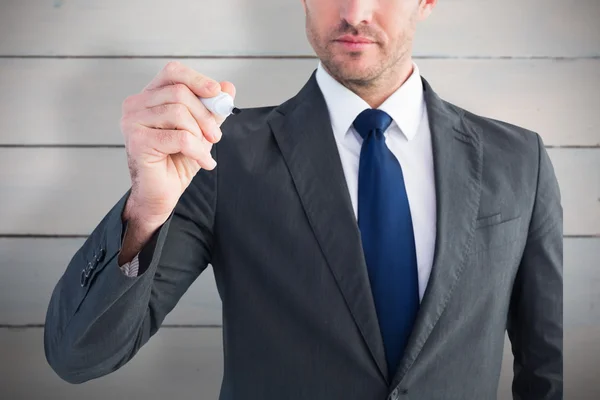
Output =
[{"x1": 328, "y1": 57, "x2": 381, "y2": 83}]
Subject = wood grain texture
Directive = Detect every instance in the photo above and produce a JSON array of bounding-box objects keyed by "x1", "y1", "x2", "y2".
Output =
[
  {"x1": 0, "y1": 234, "x2": 596, "y2": 326},
  {"x1": 0, "y1": 58, "x2": 599, "y2": 146},
  {"x1": 1, "y1": 328, "x2": 599, "y2": 399},
  {"x1": 0, "y1": 1, "x2": 596, "y2": 397},
  {"x1": 0, "y1": 148, "x2": 596, "y2": 235},
  {"x1": 564, "y1": 238, "x2": 600, "y2": 327},
  {"x1": 0, "y1": 239, "x2": 221, "y2": 326},
  {"x1": 0, "y1": 328, "x2": 224, "y2": 400},
  {"x1": 0, "y1": 0, "x2": 599, "y2": 57}
]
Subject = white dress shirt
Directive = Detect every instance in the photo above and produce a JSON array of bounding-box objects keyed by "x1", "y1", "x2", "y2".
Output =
[
  {"x1": 315, "y1": 62, "x2": 436, "y2": 301},
  {"x1": 123, "y1": 62, "x2": 437, "y2": 302}
]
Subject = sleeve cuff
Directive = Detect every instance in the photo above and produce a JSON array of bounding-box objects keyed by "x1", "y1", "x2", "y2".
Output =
[{"x1": 120, "y1": 253, "x2": 140, "y2": 277}]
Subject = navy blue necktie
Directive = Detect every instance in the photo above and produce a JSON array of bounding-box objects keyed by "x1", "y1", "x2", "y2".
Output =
[{"x1": 354, "y1": 109, "x2": 419, "y2": 376}]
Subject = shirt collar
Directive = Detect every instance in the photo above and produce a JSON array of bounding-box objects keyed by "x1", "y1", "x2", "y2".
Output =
[{"x1": 315, "y1": 61, "x2": 425, "y2": 142}]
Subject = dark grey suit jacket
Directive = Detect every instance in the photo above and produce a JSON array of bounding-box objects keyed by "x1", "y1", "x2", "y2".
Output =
[{"x1": 45, "y1": 72, "x2": 563, "y2": 400}]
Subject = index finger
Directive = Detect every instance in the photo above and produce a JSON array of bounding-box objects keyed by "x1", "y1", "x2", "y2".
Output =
[{"x1": 144, "y1": 61, "x2": 221, "y2": 98}]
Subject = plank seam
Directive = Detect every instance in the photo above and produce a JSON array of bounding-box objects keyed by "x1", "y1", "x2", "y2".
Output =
[
  {"x1": 0, "y1": 55, "x2": 599, "y2": 60},
  {"x1": 1, "y1": 234, "x2": 597, "y2": 239},
  {"x1": 2, "y1": 145, "x2": 599, "y2": 149},
  {"x1": 0, "y1": 324, "x2": 222, "y2": 329}
]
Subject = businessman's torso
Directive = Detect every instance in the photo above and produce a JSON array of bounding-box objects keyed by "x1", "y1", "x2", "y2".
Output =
[{"x1": 180, "y1": 78, "x2": 541, "y2": 399}]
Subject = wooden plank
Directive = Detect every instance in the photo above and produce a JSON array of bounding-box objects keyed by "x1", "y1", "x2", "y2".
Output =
[
  {"x1": 0, "y1": 328, "x2": 223, "y2": 399},
  {"x1": 0, "y1": 148, "x2": 596, "y2": 235},
  {"x1": 564, "y1": 239, "x2": 600, "y2": 327},
  {"x1": 0, "y1": 328, "x2": 598, "y2": 398},
  {"x1": 548, "y1": 149, "x2": 600, "y2": 236},
  {"x1": 0, "y1": 58, "x2": 317, "y2": 146},
  {"x1": 0, "y1": 239, "x2": 221, "y2": 326},
  {"x1": 0, "y1": 235, "x2": 597, "y2": 326},
  {"x1": 419, "y1": 59, "x2": 600, "y2": 148},
  {"x1": 563, "y1": 328, "x2": 600, "y2": 398},
  {"x1": 0, "y1": 0, "x2": 598, "y2": 57},
  {"x1": 0, "y1": 148, "x2": 131, "y2": 236},
  {"x1": 0, "y1": 58, "x2": 598, "y2": 147}
]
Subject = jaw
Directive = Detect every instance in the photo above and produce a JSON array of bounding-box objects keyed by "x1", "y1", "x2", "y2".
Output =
[{"x1": 323, "y1": 47, "x2": 385, "y2": 83}]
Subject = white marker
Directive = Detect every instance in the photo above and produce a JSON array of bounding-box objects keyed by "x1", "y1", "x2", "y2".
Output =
[{"x1": 199, "y1": 92, "x2": 241, "y2": 118}]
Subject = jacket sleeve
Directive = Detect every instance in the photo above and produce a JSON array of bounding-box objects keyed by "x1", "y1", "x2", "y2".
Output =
[
  {"x1": 507, "y1": 133, "x2": 563, "y2": 399},
  {"x1": 43, "y1": 148, "x2": 218, "y2": 384}
]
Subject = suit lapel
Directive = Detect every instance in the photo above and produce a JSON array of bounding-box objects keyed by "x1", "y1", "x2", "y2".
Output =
[
  {"x1": 391, "y1": 78, "x2": 484, "y2": 386},
  {"x1": 268, "y1": 72, "x2": 389, "y2": 383},
  {"x1": 267, "y1": 73, "x2": 483, "y2": 386}
]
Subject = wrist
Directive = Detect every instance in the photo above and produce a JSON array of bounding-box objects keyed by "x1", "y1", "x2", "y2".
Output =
[
  {"x1": 118, "y1": 218, "x2": 160, "y2": 266},
  {"x1": 123, "y1": 193, "x2": 171, "y2": 229}
]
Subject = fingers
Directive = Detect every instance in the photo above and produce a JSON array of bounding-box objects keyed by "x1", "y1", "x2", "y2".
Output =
[
  {"x1": 123, "y1": 62, "x2": 234, "y2": 172},
  {"x1": 140, "y1": 84, "x2": 223, "y2": 143},
  {"x1": 135, "y1": 103, "x2": 205, "y2": 141},
  {"x1": 132, "y1": 125, "x2": 216, "y2": 170},
  {"x1": 143, "y1": 61, "x2": 222, "y2": 99}
]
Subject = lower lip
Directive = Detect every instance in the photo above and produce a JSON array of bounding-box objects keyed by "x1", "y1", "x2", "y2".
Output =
[{"x1": 335, "y1": 40, "x2": 375, "y2": 51}]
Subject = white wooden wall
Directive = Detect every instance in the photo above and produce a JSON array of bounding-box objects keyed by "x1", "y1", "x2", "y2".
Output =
[{"x1": 1, "y1": 0, "x2": 599, "y2": 398}]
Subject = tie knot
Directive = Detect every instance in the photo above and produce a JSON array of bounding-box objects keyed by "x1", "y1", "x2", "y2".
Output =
[{"x1": 353, "y1": 109, "x2": 393, "y2": 140}]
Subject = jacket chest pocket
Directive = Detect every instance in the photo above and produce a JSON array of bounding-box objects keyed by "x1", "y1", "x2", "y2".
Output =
[{"x1": 469, "y1": 215, "x2": 523, "y2": 254}]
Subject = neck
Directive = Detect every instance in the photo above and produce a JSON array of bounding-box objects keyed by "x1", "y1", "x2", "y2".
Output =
[{"x1": 332, "y1": 56, "x2": 414, "y2": 109}]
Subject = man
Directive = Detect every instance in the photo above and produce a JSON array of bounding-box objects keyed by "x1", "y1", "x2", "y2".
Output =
[{"x1": 44, "y1": 0, "x2": 563, "y2": 399}]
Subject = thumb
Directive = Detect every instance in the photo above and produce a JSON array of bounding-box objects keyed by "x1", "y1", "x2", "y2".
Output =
[{"x1": 219, "y1": 81, "x2": 237, "y2": 100}]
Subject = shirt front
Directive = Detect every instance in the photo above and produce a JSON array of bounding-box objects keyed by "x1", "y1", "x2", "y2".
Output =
[{"x1": 315, "y1": 62, "x2": 437, "y2": 301}]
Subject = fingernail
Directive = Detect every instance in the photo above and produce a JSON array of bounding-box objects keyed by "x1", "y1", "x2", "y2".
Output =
[
  {"x1": 209, "y1": 158, "x2": 217, "y2": 168},
  {"x1": 213, "y1": 129, "x2": 222, "y2": 142}
]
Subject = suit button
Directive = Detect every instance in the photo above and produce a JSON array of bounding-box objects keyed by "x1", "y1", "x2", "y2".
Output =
[
  {"x1": 389, "y1": 388, "x2": 400, "y2": 400},
  {"x1": 80, "y1": 261, "x2": 95, "y2": 287},
  {"x1": 80, "y1": 269, "x2": 87, "y2": 287}
]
